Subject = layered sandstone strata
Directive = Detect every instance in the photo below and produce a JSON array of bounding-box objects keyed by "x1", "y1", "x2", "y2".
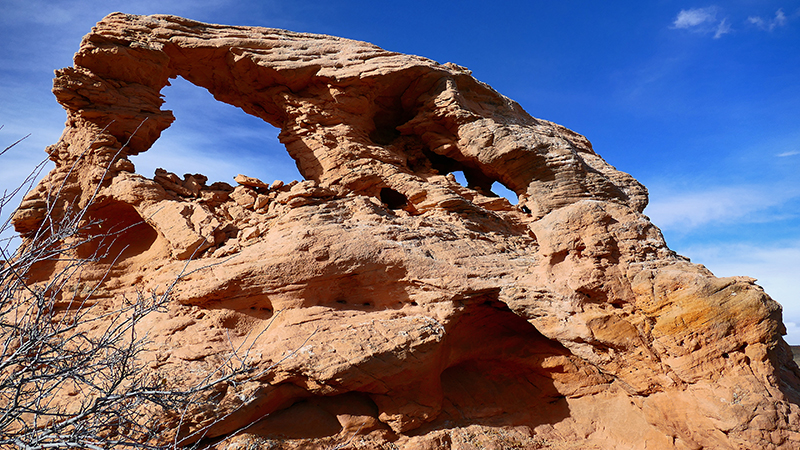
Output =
[{"x1": 13, "y1": 13, "x2": 800, "y2": 449}]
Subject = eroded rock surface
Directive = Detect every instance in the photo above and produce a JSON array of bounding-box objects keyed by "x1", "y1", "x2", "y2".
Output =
[{"x1": 14, "y1": 12, "x2": 800, "y2": 449}]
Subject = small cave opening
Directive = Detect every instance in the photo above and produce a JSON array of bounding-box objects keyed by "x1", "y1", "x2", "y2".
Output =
[
  {"x1": 435, "y1": 298, "x2": 574, "y2": 428},
  {"x1": 380, "y1": 187, "x2": 408, "y2": 210},
  {"x1": 369, "y1": 95, "x2": 414, "y2": 146},
  {"x1": 76, "y1": 201, "x2": 158, "y2": 263},
  {"x1": 132, "y1": 76, "x2": 303, "y2": 188},
  {"x1": 452, "y1": 170, "x2": 468, "y2": 186}
]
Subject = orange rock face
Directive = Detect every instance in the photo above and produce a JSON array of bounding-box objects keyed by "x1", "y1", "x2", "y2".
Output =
[{"x1": 14, "y1": 13, "x2": 800, "y2": 449}]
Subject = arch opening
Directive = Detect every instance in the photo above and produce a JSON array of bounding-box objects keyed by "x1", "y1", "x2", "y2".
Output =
[
  {"x1": 435, "y1": 157, "x2": 518, "y2": 206},
  {"x1": 131, "y1": 76, "x2": 303, "y2": 188},
  {"x1": 491, "y1": 181, "x2": 518, "y2": 205}
]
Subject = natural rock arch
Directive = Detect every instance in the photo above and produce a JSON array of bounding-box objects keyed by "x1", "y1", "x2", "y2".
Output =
[{"x1": 15, "y1": 12, "x2": 646, "y2": 235}]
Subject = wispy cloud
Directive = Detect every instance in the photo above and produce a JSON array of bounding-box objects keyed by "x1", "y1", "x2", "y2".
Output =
[
  {"x1": 672, "y1": 6, "x2": 733, "y2": 39},
  {"x1": 777, "y1": 150, "x2": 800, "y2": 157},
  {"x1": 673, "y1": 7, "x2": 718, "y2": 29},
  {"x1": 714, "y1": 18, "x2": 732, "y2": 38},
  {"x1": 748, "y1": 9, "x2": 788, "y2": 31},
  {"x1": 646, "y1": 185, "x2": 798, "y2": 231}
]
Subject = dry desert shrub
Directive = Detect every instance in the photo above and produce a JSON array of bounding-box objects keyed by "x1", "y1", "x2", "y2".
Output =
[{"x1": 0, "y1": 130, "x2": 273, "y2": 449}]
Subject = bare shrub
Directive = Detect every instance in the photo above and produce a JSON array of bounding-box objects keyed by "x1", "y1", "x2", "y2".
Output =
[{"x1": 0, "y1": 131, "x2": 273, "y2": 449}]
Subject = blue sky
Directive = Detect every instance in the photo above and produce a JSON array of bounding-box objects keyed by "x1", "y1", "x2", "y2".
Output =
[{"x1": 1, "y1": 1, "x2": 799, "y2": 342}]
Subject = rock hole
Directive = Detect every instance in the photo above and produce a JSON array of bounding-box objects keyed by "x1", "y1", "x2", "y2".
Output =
[
  {"x1": 380, "y1": 187, "x2": 407, "y2": 210},
  {"x1": 452, "y1": 170, "x2": 468, "y2": 187},
  {"x1": 221, "y1": 315, "x2": 239, "y2": 329},
  {"x1": 426, "y1": 150, "x2": 518, "y2": 205},
  {"x1": 491, "y1": 181, "x2": 518, "y2": 205},
  {"x1": 369, "y1": 95, "x2": 412, "y2": 145},
  {"x1": 423, "y1": 148, "x2": 462, "y2": 175},
  {"x1": 76, "y1": 201, "x2": 158, "y2": 263},
  {"x1": 132, "y1": 76, "x2": 303, "y2": 186}
]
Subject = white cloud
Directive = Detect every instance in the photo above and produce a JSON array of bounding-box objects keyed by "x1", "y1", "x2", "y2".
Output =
[
  {"x1": 672, "y1": 6, "x2": 798, "y2": 38},
  {"x1": 777, "y1": 150, "x2": 800, "y2": 157},
  {"x1": 645, "y1": 185, "x2": 797, "y2": 231},
  {"x1": 673, "y1": 7, "x2": 718, "y2": 28},
  {"x1": 748, "y1": 16, "x2": 766, "y2": 28},
  {"x1": 775, "y1": 8, "x2": 788, "y2": 27},
  {"x1": 748, "y1": 8, "x2": 789, "y2": 31},
  {"x1": 672, "y1": 6, "x2": 733, "y2": 38},
  {"x1": 714, "y1": 18, "x2": 732, "y2": 38}
]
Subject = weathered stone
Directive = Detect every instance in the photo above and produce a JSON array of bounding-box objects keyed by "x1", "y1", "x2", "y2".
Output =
[
  {"x1": 182, "y1": 173, "x2": 207, "y2": 197},
  {"x1": 230, "y1": 185, "x2": 257, "y2": 209},
  {"x1": 153, "y1": 168, "x2": 194, "y2": 197},
  {"x1": 254, "y1": 193, "x2": 269, "y2": 210},
  {"x1": 234, "y1": 174, "x2": 270, "y2": 190}
]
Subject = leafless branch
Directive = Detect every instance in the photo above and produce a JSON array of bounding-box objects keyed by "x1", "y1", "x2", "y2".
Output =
[{"x1": 0, "y1": 126, "x2": 285, "y2": 450}]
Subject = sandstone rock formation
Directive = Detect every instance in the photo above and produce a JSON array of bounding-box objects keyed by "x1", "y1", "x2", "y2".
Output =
[{"x1": 13, "y1": 12, "x2": 800, "y2": 449}]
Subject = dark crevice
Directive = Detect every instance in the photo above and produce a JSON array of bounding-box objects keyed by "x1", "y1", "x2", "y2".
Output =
[
  {"x1": 422, "y1": 147, "x2": 461, "y2": 175},
  {"x1": 463, "y1": 168, "x2": 495, "y2": 195},
  {"x1": 380, "y1": 188, "x2": 408, "y2": 210},
  {"x1": 369, "y1": 95, "x2": 414, "y2": 145}
]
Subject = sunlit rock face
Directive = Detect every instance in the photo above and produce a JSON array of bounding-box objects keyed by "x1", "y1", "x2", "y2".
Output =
[{"x1": 14, "y1": 12, "x2": 800, "y2": 449}]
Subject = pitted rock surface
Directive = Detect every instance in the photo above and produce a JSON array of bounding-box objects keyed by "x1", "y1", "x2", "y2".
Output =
[{"x1": 14, "y1": 12, "x2": 800, "y2": 450}]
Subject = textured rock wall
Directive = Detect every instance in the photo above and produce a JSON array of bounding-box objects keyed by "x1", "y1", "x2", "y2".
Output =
[{"x1": 13, "y1": 13, "x2": 800, "y2": 449}]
